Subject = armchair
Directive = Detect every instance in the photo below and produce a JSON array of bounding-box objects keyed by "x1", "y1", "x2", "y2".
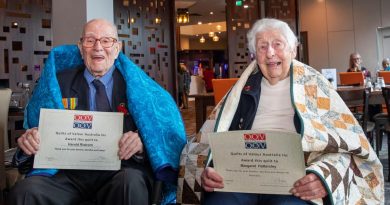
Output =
[{"x1": 0, "y1": 88, "x2": 12, "y2": 203}]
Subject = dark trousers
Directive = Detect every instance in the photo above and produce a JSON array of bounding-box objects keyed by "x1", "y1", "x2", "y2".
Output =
[
  {"x1": 203, "y1": 191, "x2": 310, "y2": 205},
  {"x1": 7, "y1": 160, "x2": 154, "y2": 205}
]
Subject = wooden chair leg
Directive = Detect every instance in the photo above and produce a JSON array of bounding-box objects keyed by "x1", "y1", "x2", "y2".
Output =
[
  {"x1": 379, "y1": 130, "x2": 383, "y2": 151},
  {"x1": 376, "y1": 128, "x2": 381, "y2": 156}
]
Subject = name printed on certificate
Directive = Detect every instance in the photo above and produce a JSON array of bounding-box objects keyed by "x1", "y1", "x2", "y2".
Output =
[
  {"x1": 208, "y1": 130, "x2": 306, "y2": 195},
  {"x1": 34, "y1": 109, "x2": 123, "y2": 171}
]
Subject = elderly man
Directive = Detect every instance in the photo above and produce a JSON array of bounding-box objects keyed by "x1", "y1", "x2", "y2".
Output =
[{"x1": 8, "y1": 19, "x2": 186, "y2": 205}]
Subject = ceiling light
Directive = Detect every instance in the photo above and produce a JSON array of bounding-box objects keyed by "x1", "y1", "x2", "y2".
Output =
[
  {"x1": 200, "y1": 36, "x2": 205, "y2": 43},
  {"x1": 210, "y1": 11, "x2": 214, "y2": 15},
  {"x1": 177, "y1": 8, "x2": 189, "y2": 24},
  {"x1": 212, "y1": 35, "x2": 219, "y2": 42},
  {"x1": 243, "y1": 5, "x2": 249, "y2": 8},
  {"x1": 216, "y1": 25, "x2": 222, "y2": 30},
  {"x1": 209, "y1": 32, "x2": 215, "y2": 37}
]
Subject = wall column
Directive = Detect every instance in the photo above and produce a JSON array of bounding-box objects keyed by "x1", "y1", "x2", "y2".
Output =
[{"x1": 52, "y1": 0, "x2": 114, "y2": 46}]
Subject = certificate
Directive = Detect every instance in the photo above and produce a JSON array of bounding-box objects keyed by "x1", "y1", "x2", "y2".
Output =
[
  {"x1": 207, "y1": 130, "x2": 305, "y2": 195},
  {"x1": 34, "y1": 109, "x2": 123, "y2": 170}
]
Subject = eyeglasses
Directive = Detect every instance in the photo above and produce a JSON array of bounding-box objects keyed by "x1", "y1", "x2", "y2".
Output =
[
  {"x1": 257, "y1": 40, "x2": 287, "y2": 53},
  {"x1": 80, "y1": 37, "x2": 118, "y2": 48}
]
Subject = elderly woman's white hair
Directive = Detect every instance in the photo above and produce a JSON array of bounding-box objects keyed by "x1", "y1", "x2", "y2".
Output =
[{"x1": 247, "y1": 18, "x2": 298, "y2": 54}]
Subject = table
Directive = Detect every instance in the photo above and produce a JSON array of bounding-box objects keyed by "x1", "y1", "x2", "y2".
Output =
[
  {"x1": 337, "y1": 86, "x2": 386, "y2": 155},
  {"x1": 189, "y1": 93, "x2": 215, "y2": 132},
  {"x1": 337, "y1": 86, "x2": 384, "y2": 105}
]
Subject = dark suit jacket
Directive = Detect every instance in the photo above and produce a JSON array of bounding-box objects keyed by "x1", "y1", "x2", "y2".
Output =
[
  {"x1": 13, "y1": 66, "x2": 149, "y2": 173},
  {"x1": 56, "y1": 66, "x2": 137, "y2": 133}
]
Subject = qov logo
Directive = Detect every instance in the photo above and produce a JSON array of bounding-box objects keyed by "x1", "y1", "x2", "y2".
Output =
[
  {"x1": 243, "y1": 133, "x2": 267, "y2": 149},
  {"x1": 73, "y1": 114, "x2": 93, "y2": 129}
]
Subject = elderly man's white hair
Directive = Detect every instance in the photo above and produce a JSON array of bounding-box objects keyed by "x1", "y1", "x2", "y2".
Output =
[{"x1": 247, "y1": 18, "x2": 298, "y2": 54}]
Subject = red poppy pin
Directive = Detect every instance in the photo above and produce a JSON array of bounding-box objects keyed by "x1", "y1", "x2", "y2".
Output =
[
  {"x1": 117, "y1": 103, "x2": 129, "y2": 115},
  {"x1": 244, "y1": 85, "x2": 251, "y2": 91}
]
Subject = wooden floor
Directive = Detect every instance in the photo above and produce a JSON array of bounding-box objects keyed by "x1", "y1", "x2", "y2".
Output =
[{"x1": 179, "y1": 99, "x2": 214, "y2": 137}]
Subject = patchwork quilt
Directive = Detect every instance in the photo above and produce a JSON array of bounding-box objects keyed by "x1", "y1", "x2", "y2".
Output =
[{"x1": 177, "y1": 60, "x2": 384, "y2": 205}]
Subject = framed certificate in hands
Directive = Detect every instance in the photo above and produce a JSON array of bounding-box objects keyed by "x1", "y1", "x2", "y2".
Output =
[
  {"x1": 34, "y1": 109, "x2": 123, "y2": 170},
  {"x1": 207, "y1": 129, "x2": 305, "y2": 195}
]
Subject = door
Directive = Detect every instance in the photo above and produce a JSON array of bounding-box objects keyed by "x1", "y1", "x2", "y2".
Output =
[{"x1": 377, "y1": 26, "x2": 390, "y2": 67}]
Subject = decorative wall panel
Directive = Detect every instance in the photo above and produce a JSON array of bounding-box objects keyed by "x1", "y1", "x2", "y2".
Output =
[
  {"x1": 114, "y1": 0, "x2": 175, "y2": 94},
  {"x1": 0, "y1": 0, "x2": 52, "y2": 91},
  {"x1": 226, "y1": 0, "x2": 260, "y2": 78},
  {"x1": 264, "y1": 0, "x2": 298, "y2": 34},
  {"x1": 226, "y1": 0, "x2": 299, "y2": 77}
]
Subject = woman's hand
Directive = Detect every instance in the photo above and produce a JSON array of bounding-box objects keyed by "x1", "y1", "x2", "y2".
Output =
[
  {"x1": 17, "y1": 128, "x2": 40, "y2": 155},
  {"x1": 290, "y1": 173, "x2": 327, "y2": 200},
  {"x1": 201, "y1": 167, "x2": 224, "y2": 192}
]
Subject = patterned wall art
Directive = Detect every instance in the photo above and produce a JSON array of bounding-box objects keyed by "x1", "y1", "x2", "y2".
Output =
[
  {"x1": 226, "y1": 0, "x2": 260, "y2": 78},
  {"x1": 114, "y1": 0, "x2": 175, "y2": 94},
  {"x1": 265, "y1": 0, "x2": 298, "y2": 34},
  {"x1": 0, "y1": 0, "x2": 51, "y2": 148},
  {"x1": 0, "y1": 0, "x2": 52, "y2": 91}
]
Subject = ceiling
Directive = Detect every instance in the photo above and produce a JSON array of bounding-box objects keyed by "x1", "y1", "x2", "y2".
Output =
[
  {"x1": 174, "y1": 0, "x2": 226, "y2": 26},
  {"x1": 175, "y1": 0, "x2": 227, "y2": 41}
]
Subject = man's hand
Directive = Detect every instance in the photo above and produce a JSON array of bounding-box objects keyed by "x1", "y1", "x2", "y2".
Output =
[
  {"x1": 17, "y1": 128, "x2": 40, "y2": 155},
  {"x1": 201, "y1": 167, "x2": 224, "y2": 192},
  {"x1": 290, "y1": 173, "x2": 327, "y2": 201},
  {"x1": 118, "y1": 131, "x2": 143, "y2": 160}
]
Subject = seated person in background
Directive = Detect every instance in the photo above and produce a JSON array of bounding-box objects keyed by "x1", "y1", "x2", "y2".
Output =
[
  {"x1": 199, "y1": 18, "x2": 384, "y2": 205},
  {"x1": 347, "y1": 52, "x2": 371, "y2": 78},
  {"x1": 382, "y1": 57, "x2": 390, "y2": 71},
  {"x1": 8, "y1": 19, "x2": 186, "y2": 205},
  {"x1": 203, "y1": 65, "x2": 215, "y2": 92},
  {"x1": 178, "y1": 63, "x2": 191, "y2": 109}
]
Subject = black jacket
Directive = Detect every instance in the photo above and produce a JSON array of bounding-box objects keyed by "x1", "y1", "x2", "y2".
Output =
[
  {"x1": 56, "y1": 66, "x2": 137, "y2": 133},
  {"x1": 228, "y1": 67, "x2": 301, "y2": 134}
]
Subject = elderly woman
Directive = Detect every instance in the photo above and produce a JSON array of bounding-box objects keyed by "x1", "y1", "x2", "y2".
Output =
[
  {"x1": 197, "y1": 18, "x2": 384, "y2": 205},
  {"x1": 382, "y1": 57, "x2": 390, "y2": 71},
  {"x1": 347, "y1": 52, "x2": 371, "y2": 78}
]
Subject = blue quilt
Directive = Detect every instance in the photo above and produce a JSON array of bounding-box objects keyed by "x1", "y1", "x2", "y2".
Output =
[{"x1": 24, "y1": 45, "x2": 187, "y2": 204}]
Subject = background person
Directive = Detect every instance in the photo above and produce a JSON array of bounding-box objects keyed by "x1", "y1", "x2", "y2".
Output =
[
  {"x1": 8, "y1": 19, "x2": 186, "y2": 205},
  {"x1": 382, "y1": 57, "x2": 390, "y2": 71},
  {"x1": 202, "y1": 64, "x2": 215, "y2": 93},
  {"x1": 178, "y1": 63, "x2": 191, "y2": 109},
  {"x1": 347, "y1": 52, "x2": 371, "y2": 79},
  {"x1": 199, "y1": 18, "x2": 384, "y2": 205}
]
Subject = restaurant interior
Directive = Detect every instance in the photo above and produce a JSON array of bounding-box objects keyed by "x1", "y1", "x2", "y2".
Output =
[{"x1": 0, "y1": 0, "x2": 389, "y2": 204}]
